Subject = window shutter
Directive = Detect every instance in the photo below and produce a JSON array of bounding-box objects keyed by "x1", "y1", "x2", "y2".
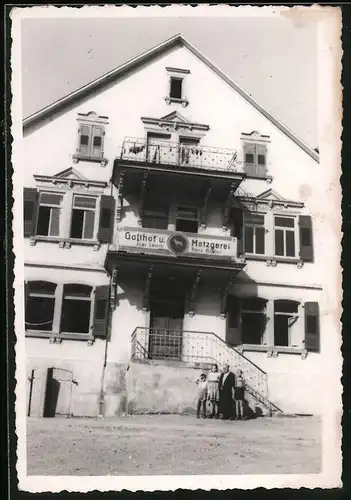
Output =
[
  {"x1": 243, "y1": 143, "x2": 256, "y2": 176},
  {"x1": 92, "y1": 285, "x2": 110, "y2": 338},
  {"x1": 304, "y1": 302, "x2": 320, "y2": 352},
  {"x1": 23, "y1": 188, "x2": 38, "y2": 237},
  {"x1": 91, "y1": 125, "x2": 103, "y2": 158},
  {"x1": 226, "y1": 296, "x2": 242, "y2": 346},
  {"x1": 231, "y1": 207, "x2": 244, "y2": 256},
  {"x1": 256, "y1": 144, "x2": 268, "y2": 178},
  {"x1": 78, "y1": 124, "x2": 91, "y2": 157},
  {"x1": 299, "y1": 215, "x2": 314, "y2": 262},
  {"x1": 98, "y1": 195, "x2": 115, "y2": 243}
]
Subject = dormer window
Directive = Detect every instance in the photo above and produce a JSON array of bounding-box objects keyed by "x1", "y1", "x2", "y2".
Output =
[
  {"x1": 73, "y1": 111, "x2": 108, "y2": 166},
  {"x1": 241, "y1": 131, "x2": 270, "y2": 179},
  {"x1": 165, "y1": 67, "x2": 190, "y2": 107}
]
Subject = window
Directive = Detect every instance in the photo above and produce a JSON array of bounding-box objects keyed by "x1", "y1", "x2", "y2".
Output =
[
  {"x1": 243, "y1": 143, "x2": 267, "y2": 177},
  {"x1": 274, "y1": 216, "x2": 296, "y2": 257},
  {"x1": 241, "y1": 298, "x2": 267, "y2": 345},
  {"x1": 73, "y1": 112, "x2": 108, "y2": 163},
  {"x1": 176, "y1": 207, "x2": 198, "y2": 233},
  {"x1": 170, "y1": 77, "x2": 183, "y2": 99},
  {"x1": 274, "y1": 300, "x2": 299, "y2": 347},
  {"x1": 244, "y1": 213, "x2": 265, "y2": 255},
  {"x1": 25, "y1": 281, "x2": 57, "y2": 331},
  {"x1": 36, "y1": 192, "x2": 63, "y2": 237},
  {"x1": 179, "y1": 136, "x2": 200, "y2": 166},
  {"x1": 70, "y1": 196, "x2": 97, "y2": 240},
  {"x1": 143, "y1": 209, "x2": 169, "y2": 230},
  {"x1": 60, "y1": 284, "x2": 93, "y2": 334}
]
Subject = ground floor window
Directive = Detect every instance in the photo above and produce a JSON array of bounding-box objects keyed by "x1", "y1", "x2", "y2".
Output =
[
  {"x1": 274, "y1": 300, "x2": 299, "y2": 347},
  {"x1": 241, "y1": 298, "x2": 267, "y2": 345},
  {"x1": 25, "y1": 281, "x2": 57, "y2": 331},
  {"x1": 25, "y1": 281, "x2": 110, "y2": 340},
  {"x1": 60, "y1": 284, "x2": 92, "y2": 334}
]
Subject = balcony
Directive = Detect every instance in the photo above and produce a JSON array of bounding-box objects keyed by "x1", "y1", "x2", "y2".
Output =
[
  {"x1": 110, "y1": 226, "x2": 239, "y2": 262},
  {"x1": 119, "y1": 137, "x2": 242, "y2": 173}
]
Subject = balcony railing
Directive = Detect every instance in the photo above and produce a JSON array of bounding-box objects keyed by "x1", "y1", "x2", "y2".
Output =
[
  {"x1": 110, "y1": 226, "x2": 239, "y2": 261},
  {"x1": 131, "y1": 327, "x2": 283, "y2": 414},
  {"x1": 120, "y1": 137, "x2": 241, "y2": 172}
]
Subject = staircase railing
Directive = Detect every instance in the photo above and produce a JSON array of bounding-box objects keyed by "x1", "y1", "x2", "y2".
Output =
[{"x1": 131, "y1": 327, "x2": 282, "y2": 413}]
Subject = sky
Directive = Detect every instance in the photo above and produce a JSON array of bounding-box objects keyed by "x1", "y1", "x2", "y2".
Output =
[{"x1": 21, "y1": 15, "x2": 318, "y2": 148}]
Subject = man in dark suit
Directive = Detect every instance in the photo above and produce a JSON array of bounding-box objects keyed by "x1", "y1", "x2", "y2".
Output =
[{"x1": 218, "y1": 364, "x2": 236, "y2": 420}]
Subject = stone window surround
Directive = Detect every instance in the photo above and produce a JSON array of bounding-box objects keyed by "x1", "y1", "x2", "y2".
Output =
[
  {"x1": 229, "y1": 297, "x2": 309, "y2": 358},
  {"x1": 29, "y1": 181, "x2": 108, "y2": 250},
  {"x1": 241, "y1": 205, "x2": 305, "y2": 268},
  {"x1": 24, "y1": 281, "x2": 97, "y2": 344},
  {"x1": 72, "y1": 111, "x2": 109, "y2": 166},
  {"x1": 165, "y1": 67, "x2": 190, "y2": 107}
]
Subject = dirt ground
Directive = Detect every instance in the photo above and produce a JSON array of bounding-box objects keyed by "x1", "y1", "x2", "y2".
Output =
[{"x1": 27, "y1": 415, "x2": 321, "y2": 476}]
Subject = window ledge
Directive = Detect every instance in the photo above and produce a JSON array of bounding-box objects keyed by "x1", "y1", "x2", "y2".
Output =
[
  {"x1": 28, "y1": 236, "x2": 101, "y2": 250},
  {"x1": 236, "y1": 344, "x2": 308, "y2": 359},
  {"x1": 165, "y1": 97, "x2": 189, "y2": 108},
  {"x1": 73, "y1": 154, "x2": 108, "y2": 167},
  {"x1": 244, "y1": 173, "x2": 273, "y2": 183},
  {"x1": 25, "y1": 330, "x2": 95, "y2": 344},
  {"x1": 243, "y1": 254, "x2": 304, "y2": 267}
]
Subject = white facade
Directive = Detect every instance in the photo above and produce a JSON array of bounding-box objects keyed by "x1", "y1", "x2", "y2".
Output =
[{"x1": 23, "y1": 38, "x2": 329, "y2": 417}]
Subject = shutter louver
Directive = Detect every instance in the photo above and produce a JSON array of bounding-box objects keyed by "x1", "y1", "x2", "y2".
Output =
[
  {"x1": 98, "y1": 196, "x2": 115, "y2": 243},
  {"x1": 304, "y1": 302, "x2": 320, "y2": 352},
  {"x1": 23, "y1": 188, "x2": 38, "y2": 237},
  {"x1": 92, "y1": 285, "x2": 110, "y2": 338},
  {"x1": 91, "y1": 125, "x2": 103, "y2": 158},
  {"x1": 256, "y1": 144, "x2": 268, "y2": 178},
  {"x1": 78, "y1": 124, "x2": 91, "y2": 157},
  {"x1": 243, "y1": 143, "x2": 256, "y2": 176},
  {"x1": 299, "y1": 215, "x2": 314, "y2": 262}
]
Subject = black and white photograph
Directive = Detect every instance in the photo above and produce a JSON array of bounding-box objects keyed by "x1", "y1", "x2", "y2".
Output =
[{"x1": 10, "y1": 4, "x2": 342, "y2": 492}]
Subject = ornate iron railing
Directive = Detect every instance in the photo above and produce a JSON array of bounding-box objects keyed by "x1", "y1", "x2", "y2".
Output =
[
  {"x1": 120, "y1": 137, "x2": 242, "y2": 172},
  {"x1": 131, "y1": 327, "x2": 282, "y2": 413}
]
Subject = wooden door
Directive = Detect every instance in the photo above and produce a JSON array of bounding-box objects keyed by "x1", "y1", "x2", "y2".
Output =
[
  {"x1": 150, "y1": 300, "x2": 184, "y2": 360},
  {"x1": 43, "y1": 368, "x2": 74, "y2": 417}
]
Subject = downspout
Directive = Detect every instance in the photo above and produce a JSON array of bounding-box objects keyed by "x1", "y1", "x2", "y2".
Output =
[{"x1": 98, "y1": 173, "x2": 115, "y2": 418}]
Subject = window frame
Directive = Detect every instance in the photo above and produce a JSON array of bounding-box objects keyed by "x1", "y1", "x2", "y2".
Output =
[
  {"x1": 169, "y1": 76, "x2": 183, "y2": 100},
  {"x1": 73, "y1": 113, "x2": 108, "y2": 165},
  {"x1": 273, "y1": 299, "x2": 300, "y2": 348},
  {"x1": 69, "y1": 194, "x2": 100, "y2": 241},
  {"x1": 274, "y1": 215, "x2": 298, "y2": 258},
  {"x1": 35, "y1": 191, "x2": 64, "y2": 238},
  {"x1": 240, "y1": 298, "x2": 267, "y2": 346},
  {"x1": 243, "y1": 212, "x2": 266, "y2": 256},
  {"x1": 25, "y1": 282, "x2": 108, "y2": 341},
  {"x1": 25, "y1": 281, "x2": 58, "y2": 333},
  {"x1": 175, "y1": 206, "x2": 199, "y2": 234},
  {"x1": 60, "y1": 284, "x2": 94, "y2": 336}
]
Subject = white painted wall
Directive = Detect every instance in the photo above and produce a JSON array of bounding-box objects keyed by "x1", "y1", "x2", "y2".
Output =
[{"x1": 22, "y1": 44, "x2": 334, "y2": 415}]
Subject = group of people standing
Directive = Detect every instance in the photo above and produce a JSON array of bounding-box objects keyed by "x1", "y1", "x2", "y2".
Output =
[{"x1": 196, "y1": 363, "x2": 246, "y2": 420}]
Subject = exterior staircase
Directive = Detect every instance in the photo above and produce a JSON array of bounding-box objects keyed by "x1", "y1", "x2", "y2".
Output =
[{"x1": 131, "y1": 328, "x2": 283, "y2": 415}]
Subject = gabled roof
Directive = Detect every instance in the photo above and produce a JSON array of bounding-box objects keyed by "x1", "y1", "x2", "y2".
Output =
[{"x1": 23, "y1": 33, "x2": 319, "y2": 163}]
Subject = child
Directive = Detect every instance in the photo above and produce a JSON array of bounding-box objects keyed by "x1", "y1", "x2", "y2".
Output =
[
  {"x1": 234, "y1": 369, "x2": 246, "y2": 420},
  {"x1": 207, "y1": 364, "x2": 220, "y2": 419},
  {"x1": 196, "y1": 373, "x2": 208, "y2": 418}
]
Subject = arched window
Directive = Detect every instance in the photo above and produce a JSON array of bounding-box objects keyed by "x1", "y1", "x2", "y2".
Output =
[
  {"x1": 60, "y1": 284, "x2": 93, "y2": 334},
  {"x1": 274, "y1": 300, "x2": 300, "y2": 347},
  {"x1": 25, "y1": 281, "x2": 57, "y2": 331}
]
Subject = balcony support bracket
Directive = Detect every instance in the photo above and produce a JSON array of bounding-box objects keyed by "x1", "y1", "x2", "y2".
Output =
[
  {"x1": 143, "y1": 265, "x2": 154, "y2": 312},
  {"x1": 138, "y1": 172, "x2": 149, "y2": 226},
  {"x1": 200, "y1": 185, "x2": 212, "y2": 229},
  {"x1": 223, "y1": 182, "x2": 237, "y2": 231},
  {"x1": 220, "y1": 274, "x2": 236, "y2": 318},
  {"x1": 188, "y1": 270, "x2": 202, "y2": 317},
  {"x1": 116, "y1": 170, "x2": 126, "y2": 223}
]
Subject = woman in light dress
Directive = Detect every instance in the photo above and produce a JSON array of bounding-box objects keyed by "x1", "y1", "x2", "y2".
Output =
[{"x1": 206, "y1": 363, "x2": 220, "y2": 419}]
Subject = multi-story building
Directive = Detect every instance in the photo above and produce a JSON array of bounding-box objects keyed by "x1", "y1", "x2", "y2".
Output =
[{"x1": 23, "y1": 34, "x2": 324, "y2": 419}]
